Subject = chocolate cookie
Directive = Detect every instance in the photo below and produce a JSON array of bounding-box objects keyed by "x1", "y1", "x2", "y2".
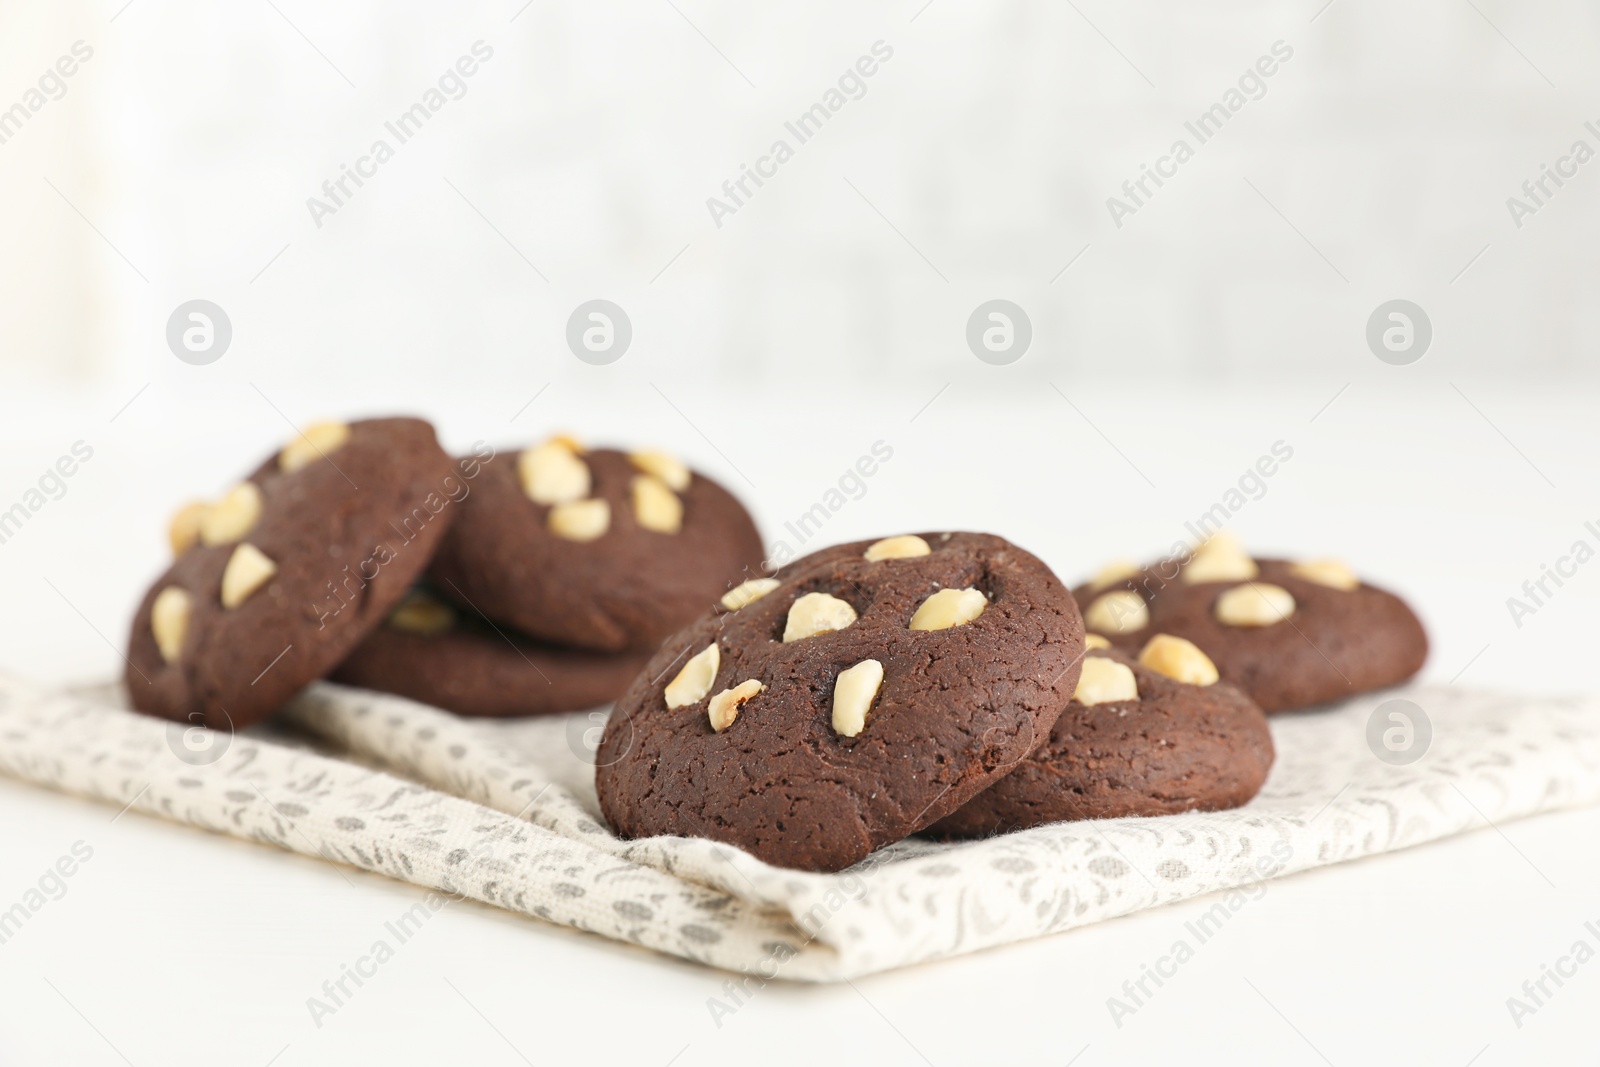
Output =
[
  {"x1": 426, "y1": 438, "x2": 765, "y2": 652},
  {"x1": 331, "y1": 590, "x2": 651, "y2": 717},
  {"x1": 930, "y1": 637, "x2": 1274, "y2": 837},
  {"x1": 126, "y1": 418, "x2": 465, "y2": 729},
  {"x1": 1073, "y1": 535, "x2": 1428, "y2": 713},
  {"x1": 595, "y1": 532, "x2": 1085, "y2": 872}
]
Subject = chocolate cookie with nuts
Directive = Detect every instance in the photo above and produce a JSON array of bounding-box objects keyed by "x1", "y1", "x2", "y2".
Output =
[
  {"x1": 930, "y1": 636, "x2": 1274, "y2": 837},
  {"x1": 425, "y1": 437, "x2": 765, "y2": 653},
  {"x1": 1073, "y1": 534, "x2": 1428, "y2": 713},
  {"x1": 127, "y1": 418, "x2": 463, "y2": 729},
  {"x1": 594, "y1": 532, "x2": 1085, "y2": 872},
  {"x1": 331, "y1": 590, "x2": 651, "y2": 717}
]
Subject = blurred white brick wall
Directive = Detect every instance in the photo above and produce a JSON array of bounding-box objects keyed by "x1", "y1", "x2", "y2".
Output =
[{"x1": 3, "y1": 0, "x2": 1598, "y2": 391}]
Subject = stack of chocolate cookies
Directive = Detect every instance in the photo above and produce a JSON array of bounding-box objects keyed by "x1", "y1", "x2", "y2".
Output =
[{"x1": 126, "y1": 419, "x2": 764, "y2": 729}]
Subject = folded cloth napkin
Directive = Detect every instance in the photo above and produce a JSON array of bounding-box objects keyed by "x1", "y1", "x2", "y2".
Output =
[{"x1": 0, "y1": 675, "x2": 1596, "y2": 981}]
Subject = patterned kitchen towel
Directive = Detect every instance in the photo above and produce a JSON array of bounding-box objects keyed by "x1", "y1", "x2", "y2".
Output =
[{"x1": 0, "y1": 675, "x2": 1596, "y2": 981}]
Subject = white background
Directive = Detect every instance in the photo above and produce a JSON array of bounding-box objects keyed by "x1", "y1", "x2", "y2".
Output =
[{"x1": 2, "y1": 1, "x2": 1599, "y2": 1063}]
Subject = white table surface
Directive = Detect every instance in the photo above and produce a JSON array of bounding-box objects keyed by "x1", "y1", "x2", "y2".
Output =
[{"x1": 0, "y1": 380, "x2": 1595, "y2": 1065}]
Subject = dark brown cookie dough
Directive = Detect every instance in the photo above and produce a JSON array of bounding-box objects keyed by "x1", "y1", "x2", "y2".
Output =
[
  {"x1": 930, "y1": 645, "x2": 1274, "y2": 837},
  {"x1": 126, "y1": 418, "x2": 465, "y2": 729},
  {"x1": 1073, "y1": 540, "x2": 1428, "y2": 713},
  {"x1": 426, "y1": 440, "x2": 765, "y2": 653},
  {"x1": 595, "y1": 532, "x2": 1085, "y2": 872},
  {"x1": 331, "y1": 591, "x2": 651, "y2": 717}
]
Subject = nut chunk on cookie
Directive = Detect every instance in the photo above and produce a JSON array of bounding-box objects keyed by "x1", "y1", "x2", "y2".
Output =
[
  {"x1": 279, "y1": 421, "x2": 351, "y2": 473},
  {"x1": 783, "y1": 592, "x2": 857, "y2": 642},
  {"x1": 908, "y1": 588, "x2": 986, "y2": 631},
  {"x1": 720, "y1": 578, "x2": 779, "y2": 611},
  {"x1": 630, "y1": 475, "x2": 683, "y2": 534},
  {"x1": 863, "y1": 535, "x2": 930, "y2": 561},
  {"x1": 220, "y1": 543, "x2": 277, "y2": 609},
  {"x1": 519, "y1": 438, "x2": 590, "y2": 505},
  {"x1": 200, "y1": 483, "x2": 263, "y2": 546},
  {"x1": 831, "y1": 659, "x2": 884, "y2": 737},
  {"x1": 149, "y1": 588, "x2": 192, "y2": 664},
  {"x1": 1071, "y1": 533, "x2": 1427, "y2": 713},
  {"x1": 708, "y1": 679, "x2": 765, "y2": 732},
  {"x1": 1083, "y1": 589, "x2": 1148, "y2": 634},
  {"x1": 1074, "y1": 657, "x2": 1137, "y2": 706},
  {"x1": 548, "y1": 498, "x2": 610, "y2": 542},
  {"x1": 1138, "y1": 634, "x2": 1218, "y2": 686},
  {"x1": 595, "y1": 532, "x2": 1085, "y2": 872},
  {"x1": 167, "y1": 501, "x2": 209, "y2": 556},
  {"x1": 665, "y1": 643, "x2": 720, "y2": 709}
]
